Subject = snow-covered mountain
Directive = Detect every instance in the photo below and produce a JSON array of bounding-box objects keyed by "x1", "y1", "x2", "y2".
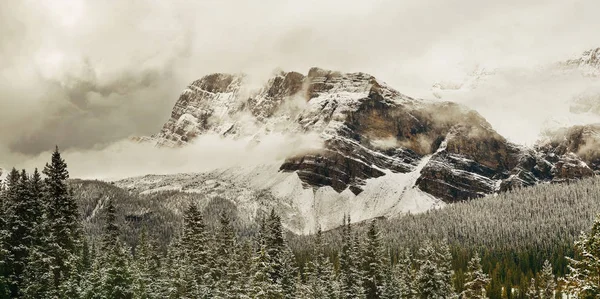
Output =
[
  {"x1": 432, "y1": 48, "x2": 600, "y2": 100},
  {"x1": 123, "y1": 67, "x2": 600, "y2": 233},
  {"x1": 562, "y1": 47, "x2": 600, "y2": 77}
]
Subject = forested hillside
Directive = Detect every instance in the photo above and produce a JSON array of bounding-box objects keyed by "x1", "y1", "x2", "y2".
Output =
[{"x1": 2, "y1": 149, "x2": 600, "y2": 298}]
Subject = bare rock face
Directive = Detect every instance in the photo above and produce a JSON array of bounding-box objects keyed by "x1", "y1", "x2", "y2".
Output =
[
  {"x1": 144, "y1": 67, "x2": 599, "y2": 203},
  {"x1": 537, "y1": 125, "x2": 600, "y2": 177}
]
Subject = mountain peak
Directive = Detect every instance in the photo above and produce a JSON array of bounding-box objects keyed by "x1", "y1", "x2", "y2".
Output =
[
  {"x1": 126, "y1": 66, "x2": 600, "y2": 232},
  {"x1": 563, "y1": 47, "x2": 600, "y2": 76}
]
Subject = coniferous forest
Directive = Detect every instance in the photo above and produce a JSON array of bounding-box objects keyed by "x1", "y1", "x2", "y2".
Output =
[{"x1": 3, "y1": 149, "x2": 600, "y2": 298}]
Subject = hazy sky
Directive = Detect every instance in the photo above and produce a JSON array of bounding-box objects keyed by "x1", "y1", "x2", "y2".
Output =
[{"x1": 1, "y1": 0, "x2": 600, "y2": 174}]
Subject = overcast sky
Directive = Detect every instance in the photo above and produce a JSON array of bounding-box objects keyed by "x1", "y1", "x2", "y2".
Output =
[{"x1": 1, "y1": 0, "x2": 600, "y2": 174}]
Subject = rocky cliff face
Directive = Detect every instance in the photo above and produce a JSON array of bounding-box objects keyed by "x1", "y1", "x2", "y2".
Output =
[{"x1": 144, "y1": 67, "x2": 598, "y2": 205}]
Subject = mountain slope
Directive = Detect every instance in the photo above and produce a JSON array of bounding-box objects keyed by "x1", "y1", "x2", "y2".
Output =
[{"x1": 133, "y1": 67, "x2": 599, "y2": 232}]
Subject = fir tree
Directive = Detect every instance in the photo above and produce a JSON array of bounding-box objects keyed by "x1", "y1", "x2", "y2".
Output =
[
  {"x1": 351, "y1": 232, "x2": 367, "y2": 299},
  {"x1": 307, "y1": 226, "x2": 337, "y2": 299},
  {"x1": 536, "y1": 260, "x2": 555, "y2": 299},
  {"x1": 214, "y1": 211, "x2": 242, "y2": 298},
  {"x1": 84, "y1": 198, "x2": 134, "y2": 299},
  {"x1": 133, "y1": 229, "x2": 162, "y2": 299},
  {"x1": 280, "y1": 244, "x2": 299, "y2": 299},
  {"x1": 564, "y1": 214, "x2": 600, "y2": 297},
  {"x1": 251, "y1": 233, "x2": 283, "y2": 299},
  {"x1": 266, "y1": 209, "x2": 285, "y2": 284},
  {"x1": 397, "y1": 248, "x2": 416, "y2": 299},
  {"x1": 0, "y1": 175, "x2": 10, "y2": 299},
  {"x1": 415, "y1": 240, "x2": 455, "y2": 299},
  {"x1": 436, "y1": 241, "x2": 457, "y2": 298},
  {"x1": 3, "y1": 168, "x2": 24, "y2": 296},
  {"x1": 381, "y1": 263, "x2": 402, "y2": 299},
  {"x1": 181, "y1": 203, "x2": 212, "y2": 296},
  {"x1": 43, "y1": 147, "x2": 82, "y2": 291},
  {"x1": 339, "y1": 215, "x2": 365, "y2": 299},
  {"x1": 362, "y1": 220, "x2": 388, "y2": 299},
  {"x1": 461, "y1": 253, "x2": 490, "y2": 299},
  {"x1": 525, "y1": 278, "x2": 538, "y2": 299},
  {"x1": 237, "y1": 240, "x2": 255, "y2": 297}
]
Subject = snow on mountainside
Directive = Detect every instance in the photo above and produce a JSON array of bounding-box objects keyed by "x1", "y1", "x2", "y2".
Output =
[
  {"x1": 432, "y1": 48, "x2": 600, "y2": 101},
  {"x1": 115, "y1": 159, "x2": 443, "y2": 234},
  {"x1": 129, "y1": 66, "x2": 600, "y2": 232},
  {"x1": 563, "y1": 47, "x2": 600, "y2": 77}
]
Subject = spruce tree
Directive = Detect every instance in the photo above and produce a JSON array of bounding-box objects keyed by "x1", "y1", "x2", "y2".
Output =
[
  {"x1": 237, "y1": 240, "x2": 255, "y2": 297},
  {"x1": 415, "y1": 240, "x2": 455, "y2": 299},
  {"x1": 214, "y1": 211, "x2": 242, "y2": 298},
  {"x1": 380, "y1": 267, "x2": 401, "y2": 299},
  {"x1": 397, "y1": 248, "x2": 416, "y2": 299},
  {"x1": 537, "y1": 260, "x2": 555, "y2": 299},
  {"x1": 133, "y1": 229, "x2": 162, "y2": 299},
  {"x1": 280, "y1": 244, "x2": 299, "y2": 299},
  {"x1": 0, "y1": 175, "x2": 10, "y2": 299},
  {"x1": 307, "y1": 226, "x2": 337, "y2": 299},
  {"x1": 351, "y1": 232, "x2": 367, "y2": 299},
  {"x1": 163, "y1": 238, "x2": 189, "y2": 299},
  {"x1": 90, "y1": 198, "x2": 134, "y2": 299},
  {"x1": 461, "y1": 253, "x2": 490, "y2": 299},
  {"x1": 339, "y1": 215, "x2": 365, "y2": 299},
  {"x1": 339, "y1": 215, "x2": 353, "y2": 298},
  {"x1": 435, "y1": 241, "x2": 456, "y2": 298},
  {"x1": 43, "y1": 147, "x2": 82, "y2": 291},
  {"x1": 182, "y1": 203, "x2": 212, "y2": 296},
  {"x1": 3, "y1": 168, "x2": 23, "y2": 296},
  {"x1": 363, "y1": 220, "x2": 387, "y2": 299},
  {"x1": 525, "y1": 278, "x2": 539, "y2": 299},
  {"x1": 564, "y1": 214, "x2": 600, "y2": 297},
  {"x1": 250, "y1": 233, "x2": 283, "y2": 299},
  {"x1": 266, "y1": 209, "x2": 285, "y2": 284}
]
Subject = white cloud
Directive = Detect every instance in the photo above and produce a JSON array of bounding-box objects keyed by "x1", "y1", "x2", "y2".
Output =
[
  {"x1": 15, "y1": 133, "x2": 323, "y2": 180},
  {"x1": 0, "y1": 0, "x2": 599, "y2": 172}
]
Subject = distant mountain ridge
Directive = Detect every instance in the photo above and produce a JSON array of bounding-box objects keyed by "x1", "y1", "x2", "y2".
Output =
[{"x1": 128, "y1": 66, "x2": 600, "y2": 232}]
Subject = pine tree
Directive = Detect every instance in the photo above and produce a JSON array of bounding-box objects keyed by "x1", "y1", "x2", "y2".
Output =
[
  {"x1": 251, "y1": 233, "x2": 283, "y2": 299},
  {"x1": 43, "y1": 147, "x2": 82, "y2": 292},
  {"x1": 214, "y1": 211, "x2": 242, "y2": 298},
  {"x1": 237, "y1": 240, "x2": 255, "y2": 297},
  {"x1": 525, "y1": 278, "x2": 538, "y2": 299},
  {"x1": 181, "y1": 203, "x2": 212, "y2": 297},
  {"x1": 0, "y1": 176, "x2": 10, "y2": 299},
  {"x1": 163, "y1": 239, "x2": 189, "y2": 299},
  {"x1": 536, "y1": 260, "x2": 555, "y2": 299},
  {"x1": 415, "y1": 240, "x2": 455, "y2": 299},
  {"x1": 339, "y1": 215, "x2": 365, "y2": 299},
  {"x1": 133, "y1": 229, "x2": 162, "y2": 299},
  {"x1": 381, "y1": 263, "x2": 401, "y2": 299},
  {"x1": 351, "y1": 232, "x2": 367, "y2": 299},
  {"x1": 362, "y1": 220, "x2": 388, "y2": 299},
  {"x1": 461, "y1": 253, "x2": 490, "y2": 299},
  {"x1": 564, "y1": 214, "x2": 600, "y2": 297},
  {"x1": 307, "y1": 226, "x2": 337, "y2": 299},
  {"x1": 85, "y1": 198, "x2": 134, "y2": 299},
  {"x1": 436, "y1": 241, "x2": 457, "y2": 298},
  {"x1": 280, "y1": 244, "x2": 299, "y2": 299},
  {"x1": 397, "y1": 248, "x2": 416, "y2": 299},
  {"x1": 2, "y1": 168, "x2": 22, "y2": 296},
  {"x1": 266, "y1": 209, "x2": 285, "y2": 284}
]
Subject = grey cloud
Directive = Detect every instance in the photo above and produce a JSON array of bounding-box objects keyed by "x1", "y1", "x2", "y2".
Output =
[{"x1": 1, "y1": 0, "x2": 600, "y2": 170}]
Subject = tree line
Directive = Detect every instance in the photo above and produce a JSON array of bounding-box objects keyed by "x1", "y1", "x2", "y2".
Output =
[{"x1": 2, "y1": 148, "x2": 600, "y2": 298}]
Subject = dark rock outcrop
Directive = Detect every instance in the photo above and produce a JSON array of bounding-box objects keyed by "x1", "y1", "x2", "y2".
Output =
[{"x1": 144, "y1": 68, "x2": 599, "y2": 203}]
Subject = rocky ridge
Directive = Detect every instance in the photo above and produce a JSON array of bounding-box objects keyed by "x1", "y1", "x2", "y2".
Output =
[{"x1": 142, "y1": 67, "x2": 600, "y2": 206}]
